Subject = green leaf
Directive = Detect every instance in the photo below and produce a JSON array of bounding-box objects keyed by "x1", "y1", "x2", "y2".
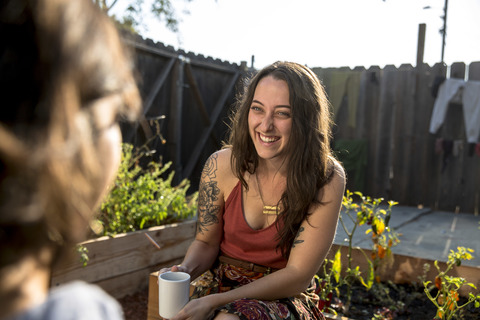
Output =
[
  {"x1": 332, "y1": 249, "x2": 342, "y2": 283},
  {"x1": 364, "y1": 260, "x2": 374, "y2": 290}
]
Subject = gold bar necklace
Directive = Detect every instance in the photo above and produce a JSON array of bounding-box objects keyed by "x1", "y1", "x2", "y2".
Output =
[{"x1": 255, "y1": 171, "x2": 280, "y2": 215}]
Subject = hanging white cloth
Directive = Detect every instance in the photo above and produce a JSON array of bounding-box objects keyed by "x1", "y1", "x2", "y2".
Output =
[
  {"x1": 462, "y1": 81, "x2": 480, "y2": 143},
  {"x1": 429, "y1": 78, "x2": 480, "y2": 143},
  {"x1": 429, "y1": 78, "x2": 464, "y2": 135}
]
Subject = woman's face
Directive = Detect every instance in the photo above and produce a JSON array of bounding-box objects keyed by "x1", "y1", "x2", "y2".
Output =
[
  {"x1": 90, "y1": 95, "x2": 123, "y2": 205},
  {"x1": 248, "y1": 75, "x2": 292, "y2": 162}
]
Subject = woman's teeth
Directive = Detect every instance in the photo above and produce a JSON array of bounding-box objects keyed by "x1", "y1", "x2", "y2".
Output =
[{"x1": 260, "y1": 134, "x2": 278, "y2": 143}]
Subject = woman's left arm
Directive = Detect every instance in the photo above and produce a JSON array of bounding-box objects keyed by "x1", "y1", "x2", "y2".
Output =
[
  {"x1": 284, "y1": 162, "x2": 346, "y2": 291},
  {"x1": 172, "y1": 164, "x2": 345, "y2": 319}
]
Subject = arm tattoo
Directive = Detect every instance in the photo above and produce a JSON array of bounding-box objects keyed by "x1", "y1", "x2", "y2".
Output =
[
  {"x1": 197, "y1": 154, "x2": 221, "y2": 234},
  {"x1": 292, "y1": 227, "x2": 305, "y2": 248}
]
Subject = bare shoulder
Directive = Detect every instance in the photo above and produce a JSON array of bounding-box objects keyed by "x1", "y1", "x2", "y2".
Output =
[
  {"x1": 202, "y1": 148, "x2": 233, "y2": 176},
  {"x1": 329, "y1": 157, "x2": 346, "y2": 187},
  {"x1": 320, "y1": 157, "x2": 346, "y2": 203},
  {"x1": 214, "y1": 148, "x2": 233, "y2": 171},
  {"x1": 201, "y1": 148, "x2": 236, "y2": 190}
]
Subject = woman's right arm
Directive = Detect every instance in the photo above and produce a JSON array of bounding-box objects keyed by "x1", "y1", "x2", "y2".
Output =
[{"x1": 162, "y1": 152, "x2": 226, "y2": 280}]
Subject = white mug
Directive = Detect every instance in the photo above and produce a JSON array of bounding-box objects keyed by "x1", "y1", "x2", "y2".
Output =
[{"x1": 158, "y1": 271, "x2": 191, "y2": 319}]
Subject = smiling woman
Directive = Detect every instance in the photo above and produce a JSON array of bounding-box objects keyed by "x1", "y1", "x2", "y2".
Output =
[
  {"x1": 248, "y1": 75, "x2": 292, "y2": 163},
  {"x1": 156, "y1": 61, "x2": 345, "y2": 320}
]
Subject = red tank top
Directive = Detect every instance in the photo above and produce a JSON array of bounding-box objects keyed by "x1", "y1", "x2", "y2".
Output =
[{"x1": 220, "y1": 181, "x2": 288, "y2": 269}]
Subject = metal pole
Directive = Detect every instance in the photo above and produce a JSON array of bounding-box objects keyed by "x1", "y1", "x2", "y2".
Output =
[{"x1": 441, "y1": 0, "x2": 448, "y2": 63}]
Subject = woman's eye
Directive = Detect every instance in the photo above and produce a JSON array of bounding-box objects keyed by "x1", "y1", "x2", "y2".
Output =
[
  {"x1": 250, "y1": 106, "x2": 262, "y2": 112},
  {"x1": 277, "y1": 111, "x2": 291, "y2": 118}
]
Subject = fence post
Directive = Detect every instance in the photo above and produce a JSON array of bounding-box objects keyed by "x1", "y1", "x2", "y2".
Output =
[
  {"x1": 416, "y1": 23, "x2": 426, "y2": 69},
  {"x1": 169, "y1": 56, "x2": 186, "y2": 184}
]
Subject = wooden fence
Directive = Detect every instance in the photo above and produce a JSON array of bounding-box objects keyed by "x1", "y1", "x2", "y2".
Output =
[
  {"x1": 123, "y1": 34, "x2": 479, "y2": 214},
  {"x1": 313, "y1": 62, "x2": 480, "y2": 214},
  {"x1": 120, "y1": 33, "x2": 248, "y2": 188}
]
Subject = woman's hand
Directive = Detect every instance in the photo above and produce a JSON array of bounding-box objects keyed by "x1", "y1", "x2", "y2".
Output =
[
  {"x1": 170, "y1": 295, "x2": 216, "y2": 320},
  {"x1": 158, "y1": 264, "x2": 189, "y2": 275}
]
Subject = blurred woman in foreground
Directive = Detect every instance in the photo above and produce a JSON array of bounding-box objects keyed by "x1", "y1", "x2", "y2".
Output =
[{"x1": 0, "y1": 0, "x2": 141, "y2": 318}]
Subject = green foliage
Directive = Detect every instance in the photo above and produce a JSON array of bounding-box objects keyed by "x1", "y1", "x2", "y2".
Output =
[
  {"x1": 318, "y1": 192, "x2": 480, "y2": 318},
  {"x1": 97, "y1": 143, "x2": 197, "y2": 236},
  {"x1": 315, "y1": 250, "x2": 342, "y2": 315},
  {"x1": 424, "y1": 247, "x2": 480, "y2": 319},
  {"x1": 94, "y1": 0, "x2": 193, "y2": 34},
  {"x1": 349, "y1": 191, "x2": 400, "y2": 276},
  {"x1": 317, "y1": 190, "x2": 400, "y2": 312},
  {"x1": 76, "y1": 244, "x2": 89, "y2": 267}
]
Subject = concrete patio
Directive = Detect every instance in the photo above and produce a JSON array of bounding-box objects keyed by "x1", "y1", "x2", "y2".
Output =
[{"x1": 333, "y1": 205, "x2": 480, "y2": 268}]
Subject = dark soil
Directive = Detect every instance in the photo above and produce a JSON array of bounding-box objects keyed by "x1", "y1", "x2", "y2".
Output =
[
  {"x1": 327, "y1": 282, "x2": 480, "y2": 320},
  {"x1": 118, "y1": 283, "x2": 480, "y2": 320},
  {"x1": 118, "y1": 287, "x2": 149, "y2": 320}
]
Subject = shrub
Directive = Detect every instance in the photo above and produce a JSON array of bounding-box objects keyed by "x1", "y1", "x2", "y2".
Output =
[{"x1": 97, "y1": 143, "x2": 198, "y2": 236}]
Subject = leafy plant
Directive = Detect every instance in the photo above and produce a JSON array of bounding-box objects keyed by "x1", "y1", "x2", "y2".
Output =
[
  {"x1": 97, "y1": 143, "x2": 198, "y2": 236},
  {"x1": 318, "y1": 190, "x2": 400, "y2": 313},
  {"x1": 76, "y1": 244, "x2": 89, "y2": 267},
  {"x1": 315, "y1": 250, "x2": 342, "y2": 314},
  {"x1": 424, "y1": 247, "x2": 480, "y2": 320},
  {"x1": 351, "y1": 191, "x2": 400, "y2": 278},
  {"x1": 95, "y1": 0, "x2": 193, "y2": 33}
]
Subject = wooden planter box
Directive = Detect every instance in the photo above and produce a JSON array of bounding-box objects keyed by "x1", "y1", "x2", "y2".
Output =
[
  {"x1": 326, "y1": 244, "x2": 480, "y2": 297},
  {"x1": 319, "y1": 244, "x2": 480, "y2": 319},
  {"x1": 50, "y1": 220, "x2": 196, "y2": 299}
]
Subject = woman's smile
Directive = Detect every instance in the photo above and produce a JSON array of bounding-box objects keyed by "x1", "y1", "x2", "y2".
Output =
[
  {"x1": 248, "y1": 75, "x2": 292, "y2": 162},
  {"x1": 258, "y1": 133, "x2": 280, "y2": 144}
]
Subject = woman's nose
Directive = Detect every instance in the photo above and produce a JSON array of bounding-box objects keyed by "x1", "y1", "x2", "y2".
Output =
[{"x1": 260, "y1": 114, "x2": 274, "y2": 131}]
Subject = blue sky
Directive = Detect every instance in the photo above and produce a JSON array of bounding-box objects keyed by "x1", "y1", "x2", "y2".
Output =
[{"x1": 113, "y1": 0, "x2": 480, "y2": 69}]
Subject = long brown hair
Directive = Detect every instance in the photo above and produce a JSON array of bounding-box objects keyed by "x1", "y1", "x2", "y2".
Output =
[
  {"x1": 227, "y1": 61, "x2": 335, "y2": 258},
  {"x1": 0, "y1": 0, "x2": 141, "y2": 268}
]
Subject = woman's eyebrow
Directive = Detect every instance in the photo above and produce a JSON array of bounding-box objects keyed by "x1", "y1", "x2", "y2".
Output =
[{"x1": 252, "y1": 100, "x2": 291, "y2": 109}]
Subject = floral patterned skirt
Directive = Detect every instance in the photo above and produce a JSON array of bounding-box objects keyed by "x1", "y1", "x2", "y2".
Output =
[{"x1": 190, "y1": 262, "x2": 325, "y2": 320}]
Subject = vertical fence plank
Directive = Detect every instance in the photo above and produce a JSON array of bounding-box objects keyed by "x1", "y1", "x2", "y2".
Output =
[
  {"x1": 168, "y1": 58, "x2": 185, "y2": 184},
  {"x1": 468, "y1": 62, "x2": 480, "y2": 81},
  {"x1": 426, "y1": 63, "x2": 448, "y2": 209},
  {"x1": 390, "y1": 65, "x2": 416, "y2": 205},
  {"x1": 434, "y1": 63, "x2": 466, "y2": 212},
  {"x1": 329, "y1": 68, "x2": 355, "y2": 140},
  {"x1": 461, "y1": 62, "x2": 480, "y2": 214},
  {"x1": 354, "y1": 69, "x2": 369, "y2": 140},
  {"x1": 412, "y1": 63, "x2": 447, "y2": 208},
  {"x1": 372, "y1": 65, "x2": 398, "y2": 198},
  {"x1": 361, "y1": 66, "x2": 382, "y2": 197},
  {"x1": 351, "y1": 67, "x2": 367, "y2": 140}
]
